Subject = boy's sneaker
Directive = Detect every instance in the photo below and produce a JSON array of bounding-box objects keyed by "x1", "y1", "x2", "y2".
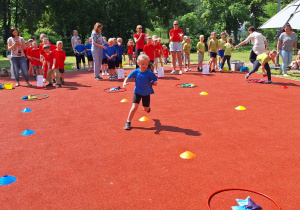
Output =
[
  {"x1": 125, "y1": 122, "x2": 131, "y2": 130},
  {"x1": 170, "y1": 70, "x2": 176, "y2": 74},
  {"x1": 33, "y1": 75, "x2": 36, "y2": 80},
  {"x1": 197, "y1": 67, "x2": 200, "y2": 72},
  {"x1": 56, "y1": 84, "x2": 62, "y2": 88},
  {"x1": 188, "y1": 68, "x2": 191, "y2": 71},
  {"x1": 283, "y1": 74, "x2": 288, "y2": 77},
  {"x1": 61, "y1": 80, "x2": 65, "y2": 85},
  {"x1": 46, "y1": 83, "x2": 53, "y2": 87},
  {"x1": 15, "y1": 83, "x2": 20, "y2": 87},
  {"x1": 11, "y1": 77, "x2": 15, "y2": 79},
  {"x1": 212, "y1": 69, "x2": 216, "y2": 72},
  {"x1": 102, "y1": 71, "x2": 105, "y2": 76},
  {"x1": 154, "y1": 70, "x2": 158, "y2": 74},
  {"x1": 112, "y1": 76, "x2": 116, "y2": 81},
  {"x1": 184, "y1": 68, "x2": 188, "y2": 72},
  {"x1": 43, "y1": 78, "x2": 47, "y2": 83},
  {"x1": 109, "y1": 76, "x2": 112, "y2": 81},
  {"x1": 95, "y1": 77, "x2": 103, "y2": 81},
  {"x1": 179, "y1": 70, "x2": 183, "y2": 75},
  {"x1": 147, "y1": 107, "x2": 151, "y2": 113},
  {"x1": 268, "y1": 80, "x2": 274, "y2": 84},
  {"x1": 245, "y1": 73, "x2": 250, "y2": 79}
]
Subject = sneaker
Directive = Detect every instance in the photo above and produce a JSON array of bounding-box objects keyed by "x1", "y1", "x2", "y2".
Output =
[
  {"x1": 56, "y1": 84, "x2": 62, "y2": 88},
  {"x1": 61, "y1": 80, "x2": 65, "y2": 85},
  {"x1": 170, "y1": 70, "x2": 176, "y2": 74},
  {"x1": 106, "y1": 72, "x2": 109, "y2": 76},
  {"x1": 268, "y1": 80, "x2": 274, "y2": 84},
  {"x1": 43, "y1": 78, "x2": 47, "y2": 83},
  {"x1": 112, "y1": 76, "x2": 116, "y2": 81},
  {"x1": 212, "y1": 69, "x2": 216, "y2": 72},
  {"x1": 179, "y1": 70, "x2": 183, "y2": 75},
  {"x1": 95, "y1": 77, "x2": 103, "y2": 81},
  {"x1": 102, "y1": 71, "x2": 105, "y2": 76},
  {"x1": 15, "y1": 83, "x2": 20, "y2": 87},
  {"x1": 197, "y1": 67, "x2": 200, "y2": 72},
  {"x1": 184, "y1": 68, "x2": 188, "y2": 72},
  {"x1": 245, "y1": 74, "x2": 250, "y2": 79},
  {"x1": 11, "y1": 77, "x2": 15, "y2": 79},
  {"x1": 283, "y1": 74, "x2": 288, "y2": 77},
  {"x1": 109, "y1": 76, "x2": 112, "y2": 81},
  {"x1": 125, "y1": 122, "x2": 131, "y2": 130},
  {"x1": 27, "y1": 83, "x2": 32, "y2": 87},
  {"x1": 147, "y1": 107, "x2": 151, "y2": 113},
  {"x1": 76, "y1": 69, "x2": 80, "y2": 71},
  {"x1": 188, "y1": 68, "x2": 191, "y2": 71},
  {"x1": 46, "y1": 83, "x2": 53, "y2": 87}
]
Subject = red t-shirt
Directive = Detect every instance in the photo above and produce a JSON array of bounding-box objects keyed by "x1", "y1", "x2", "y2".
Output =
[
  {"x1": 127, "y1": 45, "x2": 134, "y2": 54},
  {"x1": 134, "y1": 33, "x2": 146, "y2": 49},
  {"x1": 169, "y1": 28, "x2": 184, "y2": 42},
  {"x1": 44, "y1": 51, "x2": 56, "y2": 69},
  {"x1": 26, "y1": 46, "x2": 32, "y2": 62},
  {"x1": 163, "y1": 49, "x2": 170, "y2": 57},
  {"x1": 155, "y1": 43, "x2": 163, "y2": 57},
  {"x1": 143, "y1": 44, "x2": 155, "y2": 61},
  {"x1": 39, "y1": 43, "x2": 56, "y2": 57},
  {"x1": 31, "y1": 48, "x2": 42, "y2": 66},
  {"x1": 53, "y1": 49, "x2": 66, "y2": 69}
]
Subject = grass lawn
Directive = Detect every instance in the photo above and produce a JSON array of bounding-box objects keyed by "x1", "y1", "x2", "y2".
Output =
[{"x1": 1, "y1": 51, "x2": 299, "y2": 81}]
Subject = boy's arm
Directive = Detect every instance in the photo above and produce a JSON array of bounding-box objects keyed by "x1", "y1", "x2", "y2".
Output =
[
  {"x1": 271, "y1": 58, "x2": 277, "y2": 67},
  {"x1": 261, "y1": 63, "x2": 266, "y2": 74},
  {"x1": 123, "y1": 76, "x2": 129, "y2": 88},
  {"x1": 123, "y1": 52, "x2": 126, "y2": 61},
  {"x1": 52, "y1": 58, "x2": 56, "y2": 69}
]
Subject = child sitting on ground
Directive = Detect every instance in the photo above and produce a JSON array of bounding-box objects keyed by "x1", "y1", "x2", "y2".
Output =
[
  {"x1": 197, "y1": 35, "x2": 205, "y2": 72},
  {"x1": 105, "y1": 38, "x2": 118, "y2": 80},
  {"x1": 245, "y1": 50, "x2": 278, "y2": 84},
  {"x1": 220, "y1": 38, "x2": 234, "y2": 72},
  {"x1": 123, "y1": 54, "x2": 157, "y2": 130}
]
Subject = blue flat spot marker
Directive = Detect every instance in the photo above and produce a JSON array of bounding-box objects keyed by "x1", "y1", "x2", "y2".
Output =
[
  {"x1": 21, "y1": 129, "x2": 35, "y2": 136},
  {"x1": 0, "y1": 175, "x2": 17, "y2": 185},
  {"x1": 22, "y1": 108, "x2": 32, "y2": 113}
]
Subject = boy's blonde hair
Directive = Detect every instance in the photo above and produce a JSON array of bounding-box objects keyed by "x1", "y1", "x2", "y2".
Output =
[
  {"x1": 199, "y1": 35, "x2": 204, "y2": 39},
  {"x1": 137, "y1": 54, "x2": 150, "y2": 63},
  {"x1": 108, "y1": 38, "x2": 114, "y2": 43},
  {"x1": 56, "y1": 41, "x2": 63, "y2": 45},
  {"x1": 117, "y1": 37, "x2": 122, "y2": 42},
  {"x1": 270, "y1": 50, "x2": 277, "y2": 55},
  {"x1": 220, "y1": 32, "x2": 225, "y2": 36}
]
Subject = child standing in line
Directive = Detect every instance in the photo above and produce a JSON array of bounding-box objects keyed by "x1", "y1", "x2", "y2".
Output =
[
  {"x1": 127, "y1": 39, "x2": 134, "y2": 66},
  {"x1": 183, "y1": 37, "x2": 191, "y2": 71},
  {"x1": 53, "y1": 41, "x2": 66, "y2": 85},
  {"x1": 43, "y1": 44, "x2": 62, "y2": 88},
  {"x1": 105, "y1": 38, "x2": 118, "y2": 80},
  {"x1": 220, "y1": 38, "x2": 234, "y2": 72},
  {"x1": 162, "y1": 45, "x2": 170, "y2": 64},
  {"x1": 208, "y1": 32, "x2": 219, "y2": 72},
  {"x1": 116, "y1": 37, "x2": 125, "y2": 69},
  {"x1": 181, "y1": 35, "x2": 188, "y2": 66},
  {"x1": 39, "y1": 37, "x2": 56, "y2": 82},
  {"x1": 123, "y1": 54, "x2": 158, "y2": 130},
  {"x1": 143, "y1": 37, "x2": 155, "y2": 71},
  {"x1": 74, "y1": 39, "x2": 86, "y2": 71},
  {"x1": 157, "y1": 38, "x2": 164, "y2": 67},
  {"x1": 218, "y1": 31, "x2": 229, "y2": 68},
  {"x1": 30, "y1": 41, "x2": 43, "y2": 76},
  {"x1": 153, "y1": 38, "x2": 160, "y2": 73},
  {"x1": 26, "y1": 39, "x2": 34, "y2": 79},
  {"x1": 85, "y1": 37, "x2": 93, "y2": 71},
  {"x1": 102, "y1": 37, "x2": 109, "y2": 76},
  {"x1": 245, "y1": 50, "x2": 278, "y2": 84},
  {"x1": 197, "y1": 35, "x2": 205, "y2": 72}
]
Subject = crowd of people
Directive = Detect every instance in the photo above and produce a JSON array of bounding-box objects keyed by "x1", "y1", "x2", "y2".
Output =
[{"x1": 6, "y1": 21, "x2": 298, "y2": 88}]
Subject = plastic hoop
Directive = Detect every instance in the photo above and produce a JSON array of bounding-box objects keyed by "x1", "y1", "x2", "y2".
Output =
[
  {"x1": 246, "y1": 79, "x2": 266, "y2": 83},
  {"x1": 21, "y1": 94, "x2": 49, "y2": 101},
  {"x1": 104, "y1": 87, "x2": 127, "y2": 93},
  {"x1": 176, "y1": 83, "x2": 197, "y2": 88}
]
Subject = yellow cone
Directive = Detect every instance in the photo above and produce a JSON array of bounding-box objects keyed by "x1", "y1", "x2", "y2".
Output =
[
  {"x1": 120, "y1": 98, "x2": 129, "y2": 103},
  {"x1": 235, "y1": 106, "x2": 246, "y2": 110},
  {"x1": 139, "y1": 116, "x2": 150, "y2": 122},
  {"x1": 180, "y1": 151, "x2": 196, "y2": 159},
  {"x1": 200, "y1": 91, "x2": 208, "y2": 95}
]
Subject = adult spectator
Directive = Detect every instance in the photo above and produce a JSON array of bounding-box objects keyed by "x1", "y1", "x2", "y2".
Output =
[
  {"x1": 71, "y1": 30, "x2": 80, "y2": 70},
  {"x1": 133, "y1": 25, "x2": 149, "y2": 68},
  {"x1": 91, "y1": 22, "x2": 107, "y2": 80},
  {"x1": 7, "y1": 27, "x2": 31, "y2": 87},
  {"x1": 277, "y1": 23, "x2": 297, "y2": 76},
  {"x1": 235, "y1": 26, "x2": 269, "y2": 64},
  {"x1": 169, "y1": 20, "x2": 184, "y2": 75}
]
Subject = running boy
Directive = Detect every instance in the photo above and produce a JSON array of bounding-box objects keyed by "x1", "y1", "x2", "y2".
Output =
[
  {"x1": 123, "y1": 54, "x2": 157, "y2": 130},
  {"x1": 53, "y1": 41, "x2": 66, "y2": 85},
  {"x1": 197, "y1": 35, "x2": 205, "y2": 71},
  {"x1": 245, "y1": 50, "x2": 278, "y2": 84}
]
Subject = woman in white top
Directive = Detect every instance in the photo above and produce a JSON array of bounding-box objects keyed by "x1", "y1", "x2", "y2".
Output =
[
  {"x1": 235, "y1": 26, "x2": 269, "y2": 64},
  {"x1": 7, "y1": 27, "x2": 32, "y2": 87},
  {"x1": 71, "y1": 30, "x2": 80, "y2": 70}
]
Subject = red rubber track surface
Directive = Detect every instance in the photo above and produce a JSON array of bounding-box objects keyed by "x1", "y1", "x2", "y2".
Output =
[{"x1": 1, "y1": 66, "x2": 300, "y2": 209}]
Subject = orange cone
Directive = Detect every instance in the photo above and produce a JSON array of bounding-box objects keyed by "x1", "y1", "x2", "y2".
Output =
[
  {"x1": 180, "y1": 151, "x2": 196, "y2": 159},
  {"x1": 120, "y1": 98, "x2": 129, "y2": 103},
  {"x1": 139, "y1": 116, "x2": 150, "y2": 122},
  {"x1": 235, "y1": 106, "x2": 246, "y2": 110}
]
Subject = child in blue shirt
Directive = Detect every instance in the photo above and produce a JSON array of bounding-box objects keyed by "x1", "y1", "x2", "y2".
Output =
[
  {"x1": 123, "y1": 54, "x2": 158, "y2": 130},
  {"x1": 105, "y1": 38, "x2": 118, "y2": 80},
  {"x1": 102, "y1": 37, "x2": 109, "y2": 76},
  {"x1": 74, "y1": 39, "x2": 86, "y2": 70},
  {"x1": 85, "y1": 38, "x2": 93, "y2": 71},
  {"x1": 116, "y1": 37, "x2": 125, "y2": 68}
]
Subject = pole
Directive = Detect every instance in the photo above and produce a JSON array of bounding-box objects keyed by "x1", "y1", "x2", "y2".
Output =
[{"x1": 276, "y1": 0, "x2": 281, "y2": 66}]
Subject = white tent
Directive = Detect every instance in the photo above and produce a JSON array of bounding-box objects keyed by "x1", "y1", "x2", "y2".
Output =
[{"x1": 259, "y1": 0, "x2": 300, "y2": 29}]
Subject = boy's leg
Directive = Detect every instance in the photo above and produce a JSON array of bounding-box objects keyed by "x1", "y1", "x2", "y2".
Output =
[
  {"x1": 264, "y1": 63, "x2": 271, "y2": 81},
  {"x1": 82, "y1": 55, "x2": 86, "y2": 69},
  {"x1": 47, "y1": 68, "x2": 53, "y2": 83},
  {"x1": 248, "y1": 60, "x2": 261, "y2": 76},
  {"x1": 221, "y1": 56, "x2": 227, "y2": 69},
  {"x1": 127, "y1": 103, "x2": 139, "y2": 122},
  {"x1": 227, "y1": 56, "x2": 231, "y2": 70},
  {"x1": 142, "y1": 95, "x2": 151, "y2": 113},
  {"x1": 249, "y1": 50, "x2": 257, "y2": 64}
]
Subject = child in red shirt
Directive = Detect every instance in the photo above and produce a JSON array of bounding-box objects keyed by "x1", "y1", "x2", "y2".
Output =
[
  {"x1": 127, "y1": 39, "x2": 134, "y2": 66},
  {"x1": 163, "y1": 45, "x2": 170, "y2": 64},
  {"x1": 31, "y1": 41, "x2": 43, "y2": 76},
  {"x1": 143, "y1": 37, "x2": 155, "y2": 71},
  {"x1": 53, "y1": 41, "x2": 66, "y2": 85},
  {"x1": 43, "y1": 44, "x2": 62, "y2": 88},
  {"x1": 40, "y1": 38, "x2": 56, "y2": 81}
]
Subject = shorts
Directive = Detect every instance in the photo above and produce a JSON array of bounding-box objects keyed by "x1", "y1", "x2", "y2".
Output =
[
  {"x1": 170, "y1": 42, "x2": 182, "y2": 52},
  {"x1": 209, "y1": 52, "x2": 217, "y2": 58},
  {"x1": 102, "y1": 58, "x2": 107, "y2": 64},
  {"x1": 87, "y1": 54, "x2": 93, "y2": 61},
  {"x1": 34, "y1": 66, "x2": 42, "y2": 70},
  {"x1": 76, "y1": 55, "x2": 85, "y2": 63},
  {"x1": 128, "y1": 54, "x2": 133, "y2": 60},
  {"x1": 181, "y1": 53, "x2": 184, "y2": 59},
  {"x1": 198, "y1": 54, "x2": 204, "y2": 62},
  {"x1": 107, "y1": 60, "x2": 116, "y2": 69},
  {"x1": 59, "y1": 69, "x2": 65, "y2": 73},
  {"x1": 218, "y1": 50, "x2": 225, "y2": 57},
  {"x1": 133, "y1": 93, "x2": 150, "y2": 107}
]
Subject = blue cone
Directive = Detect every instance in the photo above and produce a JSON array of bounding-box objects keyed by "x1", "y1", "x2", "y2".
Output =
[
  {"x1": 21, "y1": 129, "x2": 35, "y2": 136},
  {"x1": 22, "y1": 108, "x2": 32, "y2": 113},
  {"x1": 0, "y1": 175, "x2": 17, "y2": 185}
]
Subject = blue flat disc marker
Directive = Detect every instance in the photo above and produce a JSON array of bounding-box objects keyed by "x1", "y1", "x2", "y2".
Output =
[
  {"x1": 21, "y1": 129, "x2": 35, "y2": 136},
  {"x1": 22, "y1": 108, "x2": 32, "y2": 113},
  {"x1": 0, "y1": 175, "x2": 17, "y2": 185}
]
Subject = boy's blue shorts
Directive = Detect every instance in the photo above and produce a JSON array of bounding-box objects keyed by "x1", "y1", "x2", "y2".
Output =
[{"x1": 218, "y1": 50, "x2": 225, "y2": 57}]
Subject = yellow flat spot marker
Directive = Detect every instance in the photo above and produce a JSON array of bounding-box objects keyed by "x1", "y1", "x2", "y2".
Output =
[
  {"x1": 120, "y1": 98, "x2": 129, "y2": 103},
  {"x1": 200, "y1": 91, "x2": 208, "y2": 95},
  {"x1": 139, "y1": 116, "x2": 150, "y2": 122},
  {"x1": 235, "y1": 106, "x2": 246, "y2": 110},
  {"x1": 180, "y1": 151, "x2": 196, "y2": 159}
]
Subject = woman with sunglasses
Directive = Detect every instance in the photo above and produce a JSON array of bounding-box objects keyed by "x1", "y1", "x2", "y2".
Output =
[
  {"x1": 91, "y1": 22, "x2": 107, "y2": 80},
  {"x1": 169, "y1": 20, "x2": 184, "y2": 75},
  {"x1": 133, "y1": 25, "x2": 149, "y2": 68}
]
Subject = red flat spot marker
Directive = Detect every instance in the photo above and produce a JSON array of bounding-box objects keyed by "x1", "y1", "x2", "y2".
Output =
[{"x1": 281, "y1": 86, "x2": 288, "y2": 89}]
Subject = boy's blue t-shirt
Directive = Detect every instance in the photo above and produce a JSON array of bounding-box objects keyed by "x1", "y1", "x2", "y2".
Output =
[
  {"x1": 116, "y1": 44, "x2": 125, "y2": 59},
  {"x1": 102, "y1": 43, "x2": 109, "y2": 59},
  {"x1": 75, "y1": 44, "x2": 85, "y2": 55},
  {"x1": 85, "y1": 43, "x2": 92, "y2": 56},
  {"x1": 128, "y1": 68, "x2": 157, "y2": 96},
  {"x1": 105, "y1": 46, "x2": 117, "y2": 61}
]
